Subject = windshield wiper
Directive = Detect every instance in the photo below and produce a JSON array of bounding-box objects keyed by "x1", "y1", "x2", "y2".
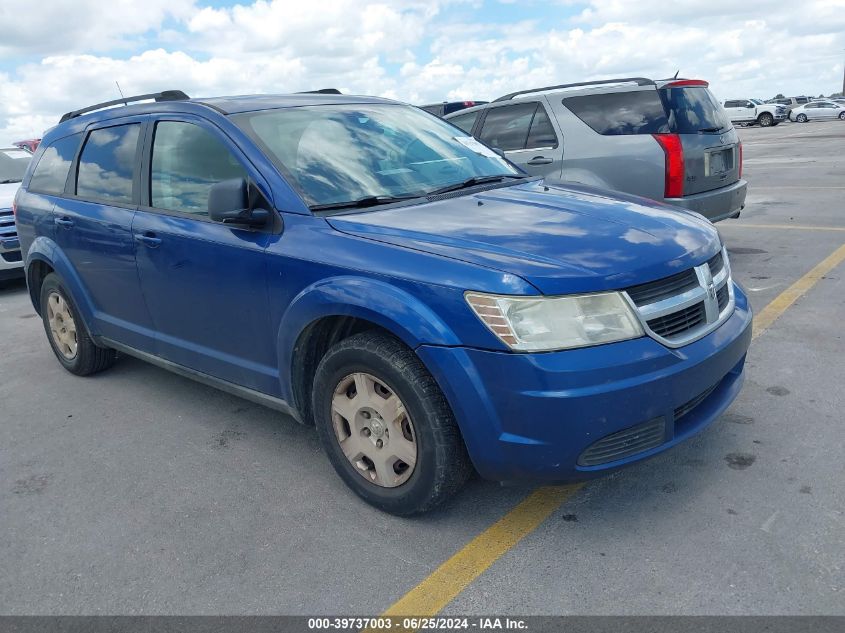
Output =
[
  {"x1": 425, "y1": 174, "x2": 527, "y2": 197},
  {"x1": 698, "y1": 127, "x2": 724, "y2": 133},
  {"x1": 309, "y1": 195, "x2": 419, "y2": 212},
  {"x1": 0, "y1": 179, "x2": 22, "y2": 184}
]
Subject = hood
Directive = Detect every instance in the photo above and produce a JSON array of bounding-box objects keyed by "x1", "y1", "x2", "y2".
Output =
[
  {"x1": 327, "y1": 181, "x2": 721, "y2": 295},
  {"x1": 0, "y1": 182, "x2": 19, "y2": 210}
]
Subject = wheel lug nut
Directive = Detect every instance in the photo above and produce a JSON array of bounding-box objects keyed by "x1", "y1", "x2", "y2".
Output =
[
  {"x1": 363, "y1": 428, "x2": 371, "y2": 437},
  {"x1": 376, "y1": 439, "x2": 383, "y2": 448}
]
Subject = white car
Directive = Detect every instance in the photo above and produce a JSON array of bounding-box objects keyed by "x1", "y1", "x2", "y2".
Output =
[
  {"x1": 0, "y1": 147, "x2": 31, "y2": 281},
  {"x1": 789, "y1": 101, "x2": 845, "y2": 122}
]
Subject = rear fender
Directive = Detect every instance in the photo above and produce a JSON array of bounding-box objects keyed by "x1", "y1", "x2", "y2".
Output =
[{"x1": 25, "y1": 236, "x2": 97, "y2": 334}]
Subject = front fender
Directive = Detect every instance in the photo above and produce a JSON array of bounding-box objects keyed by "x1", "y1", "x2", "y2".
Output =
[
  {"x1": 25, "y1": 236, "x2": 97, "y2": 334},
  {"x1": 276, "y1": 275, "x2": 461, "y2": 401}
]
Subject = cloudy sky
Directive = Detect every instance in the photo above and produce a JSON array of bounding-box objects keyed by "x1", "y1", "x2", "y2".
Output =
[{"x1": 1, "y1": 0, "x2": 844, "y2": 145}]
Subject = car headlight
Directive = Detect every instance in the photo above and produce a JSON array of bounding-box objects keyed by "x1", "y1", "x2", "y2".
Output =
[{"x1": 465, "y1": 291, "x2": 644, "y2": 352}]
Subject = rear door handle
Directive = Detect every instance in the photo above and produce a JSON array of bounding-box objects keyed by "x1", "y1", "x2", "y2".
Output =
[
  {"x1": 134, "y1": 233, "x2": 162, "y2": 248},
  {"x1": 54, "y1": 217, "x2": 74, "y2": 228},
  {"x1": 527, "y1": 156, "x2": 554, "y2": 166}
]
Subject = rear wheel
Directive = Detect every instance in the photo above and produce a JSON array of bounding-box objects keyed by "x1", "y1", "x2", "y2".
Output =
[
  {"x1": 312, "y1": 331, "x2": 472, "y2": 515},
  {"x1": 39, "y1": 273, "x2": 117, "y2": 376},
  {"x1": 796, "y1": 113, "x2": 808, "y2": 123},
  {"x1": 758, "y1": 112, "x2": 774, "y2": 127}
]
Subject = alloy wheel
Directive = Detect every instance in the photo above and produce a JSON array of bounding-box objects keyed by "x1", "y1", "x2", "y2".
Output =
[
  {"x1": 330, "y1": 372, "x2": 417, "y2": 488},
  {"x1": 46, "y1": 291, "x2": 78, "y2": 360}
]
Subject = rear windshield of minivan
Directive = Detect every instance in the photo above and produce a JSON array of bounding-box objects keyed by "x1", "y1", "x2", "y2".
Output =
[{"x1": 658, "y1": 86, "x2": 731, "y2": 134}]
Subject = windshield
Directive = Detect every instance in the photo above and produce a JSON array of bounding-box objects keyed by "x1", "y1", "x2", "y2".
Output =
[
  {"x1": 0, "y1": 148, "x2": 32, "y2": 183},
  {"x1": 235, "y1": 104, "x2": 520, "y2": 207},
  {"x1": 659, "y1": 86, "x2": 731, "y2": 133}
]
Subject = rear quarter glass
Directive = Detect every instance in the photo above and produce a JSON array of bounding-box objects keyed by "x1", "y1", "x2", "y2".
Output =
[
  {"x1": 658, "y1": 86, "x2": 731, "y2": 134},
  {"x1": 562, "y1": 91, "x2": 670, "y2": 135}
]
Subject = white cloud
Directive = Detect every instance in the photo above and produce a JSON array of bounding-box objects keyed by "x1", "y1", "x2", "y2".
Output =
[{"x1": 1, "y1": 0, "x2": 844, "y2": 145}]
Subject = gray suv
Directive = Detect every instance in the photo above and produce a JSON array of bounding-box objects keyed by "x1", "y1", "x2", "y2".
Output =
[{"x1": 444, "y1": 77, "x2": 747, "y2": 223}]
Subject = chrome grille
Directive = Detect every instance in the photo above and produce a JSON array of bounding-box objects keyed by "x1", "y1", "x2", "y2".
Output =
[
  {"x1": 626, "y1": 269, "x2": 698, "y2": 305},
  {"x1": 647, "y1": 302, "x2": 706, "y2": 338},
  {"x1": 624, "y1": 247, "x2": 735, "y2": 347},
  {"x1": 0, "y1": 208, "x2": 19, "y2": 255}
]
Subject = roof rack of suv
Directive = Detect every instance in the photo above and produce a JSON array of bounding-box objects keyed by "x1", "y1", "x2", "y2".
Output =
[
  {"x1": 59, "y1": 90, "x2": 190, "y2": 123},
  {"x1": 493, "y1": 77, "x2": 654, "y2": 102},
  {"x1": 297, "y1": 88, "x2": 342, "y2": 94}
]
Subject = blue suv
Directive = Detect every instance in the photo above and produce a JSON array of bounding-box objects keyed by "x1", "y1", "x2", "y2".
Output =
[{"x1": 14, "y1": 90, "x2": 752, "y2": 514}]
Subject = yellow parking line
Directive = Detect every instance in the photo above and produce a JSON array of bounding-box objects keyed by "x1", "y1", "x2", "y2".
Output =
[
  {"x1": 379, "y1": 485, "x2": 582, "y2": 621},
  {"x1": 375, "y1": 242, "x2": 845, "y2": 626},
  {"x1": 752, "y1": 242, "x2": 845, "y2": 339},
  {"x1": 722, "y1": 223, "x2": 845, "y2": 232}
]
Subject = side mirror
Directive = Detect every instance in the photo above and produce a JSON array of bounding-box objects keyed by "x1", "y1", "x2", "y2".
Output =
[
  {"x1": 208, "y1": 178, "x2": 269, "y2": 227},
  {"x1": 747, "y1": 103, "x2": 755, "y2": 108}
]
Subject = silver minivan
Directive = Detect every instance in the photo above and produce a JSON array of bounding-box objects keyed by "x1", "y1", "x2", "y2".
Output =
[{"x1": 444, "y1": 77, "x2": 747, "y2": 223}]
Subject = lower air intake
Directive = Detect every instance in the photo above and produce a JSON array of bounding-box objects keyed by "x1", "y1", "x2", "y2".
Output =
[{"x1": 577, "y1": 417, "x2": 666, "y2": 467}]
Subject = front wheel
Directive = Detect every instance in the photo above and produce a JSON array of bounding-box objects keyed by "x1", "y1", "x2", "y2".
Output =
[
  {"x1": 839, "y1": 112, "x2": 845, "y2": 120},
  {"x1": 758, "y1": 112, "x2": 774, "y2": 127},
  {"x1": 312, "y1": 331, "x2": 472, "y2": 515},
  {"x1": 796, "y1": 114, "x2": 808, "y2": 123}
]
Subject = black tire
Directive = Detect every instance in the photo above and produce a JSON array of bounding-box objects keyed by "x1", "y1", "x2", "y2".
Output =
[
  {"x1": 839, "y1": 112, "x2": 845, "y2": 120},
  {"x1": 312, "y1": 330, "x2": 472, "y2": 515},
  {"x1": 758, "y1": 112, "x2": 774, "y2": 127},
  {"x1": 39, "y1": 273, "x2": 117, "y2": 376},
  {"x1": 796, "y1": 114, "x2": 808, "y2": 123}
]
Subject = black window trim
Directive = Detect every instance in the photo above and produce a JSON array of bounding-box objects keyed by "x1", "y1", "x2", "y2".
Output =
[
  {"x1": 67, "y1": 117, "x2": 148, "y2": 210},
  {"x1": 25, "y1": 131, "x2": 85, "y2": 198},
  {"x1": 137, "y1": 114, "x2": 281, "y2": 233}
]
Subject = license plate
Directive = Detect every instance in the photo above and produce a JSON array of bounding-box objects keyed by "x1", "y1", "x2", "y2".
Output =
[{"x1": 705, "y1": 148, "x2": 733, "y2": 176}]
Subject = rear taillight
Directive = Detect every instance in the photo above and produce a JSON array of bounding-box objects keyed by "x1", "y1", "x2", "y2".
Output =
[
  {"x1": 652, "y1": 133, "x2": 685, "y2": 198},
  {"x1": 738, "y1": 141, "x2": 743, "y2": 179}
]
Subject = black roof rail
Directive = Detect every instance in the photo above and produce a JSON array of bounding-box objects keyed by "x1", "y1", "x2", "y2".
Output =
[
  {"x1": 59, "y1": 90, "x2": 190, "y2": 123},
  {"x1": 493, "y1": 77, "x2": 654, "y2": 102},
  {"x1": 297, "y1": 88, "x2": 342, "y2": 94}
]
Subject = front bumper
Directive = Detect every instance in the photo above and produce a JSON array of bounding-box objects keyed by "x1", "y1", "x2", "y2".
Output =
[
  {"x1": 417, "y1": 285, "x2": 753, "y2": 483},
  {"x1": 665, "y1": 179, "x2": 747, "y2": 223},
  {"x1": 0, "y1": 236, "x2": 24, "y2": 280}
]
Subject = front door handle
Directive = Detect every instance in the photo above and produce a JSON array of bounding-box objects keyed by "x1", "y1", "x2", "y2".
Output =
[
  {"x1": 54, "y1": 217, "x2": 74, "y2": 229},
  {"x1": 134, "y1": 232, "x2": 162, "y2": 248},
  {"x1": 527, "y1": 156, "x2": 554, "y2": 166}
]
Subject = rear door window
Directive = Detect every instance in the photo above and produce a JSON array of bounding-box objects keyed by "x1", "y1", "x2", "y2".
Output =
[
  {"x1": 563, "y1": 90, "x2": 670, "y2": 135},
  {"x1": 477, "y1": 103, "x2": 537, "y2": 151},
  {"x1": 448, "y1": 110, "x2": 481, "y2": 134},
  {"x1": 28, "y1": 134, "x2": 82, "y2": 195},
  {"x1": 150, "y1": 121, "x2": 247, "y2": 216},
  {"x1": 658, "y1": 86, "x2": 730, "y2": 133},
  {"x1": 76, "y1": 124, "x2": 141, "y2": 204}
]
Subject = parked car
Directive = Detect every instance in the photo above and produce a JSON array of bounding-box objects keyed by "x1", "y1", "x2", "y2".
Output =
[
  {"x1": 15, "y1": 90, "x2": 752, "y2": 514},
  {"x1": 13, "y1": 139, "x2": 41, "y2": 153},
  {"x1": 722, "y1": 98, "x2": 786, "y2": 127},
  {"x1": 769, "y1": 96, "x2": 810, "y2": 111},
  {"x1": 445, "y1": 77, "x2": 746, "y2": 223},
  {"x1": 789, "y1": 100, "x2": 845, "y2": 122},
  {"x1": 419, "y1": 101, "x2": 488, "y2": 117},
  {"x1": 0, "y1": 147, "x2": 31, "y2": 280}
]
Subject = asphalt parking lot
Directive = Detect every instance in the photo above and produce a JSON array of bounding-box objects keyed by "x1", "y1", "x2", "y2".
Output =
[{"x1": 1, "y1": 120, "x2": 843, "y2": 616}]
